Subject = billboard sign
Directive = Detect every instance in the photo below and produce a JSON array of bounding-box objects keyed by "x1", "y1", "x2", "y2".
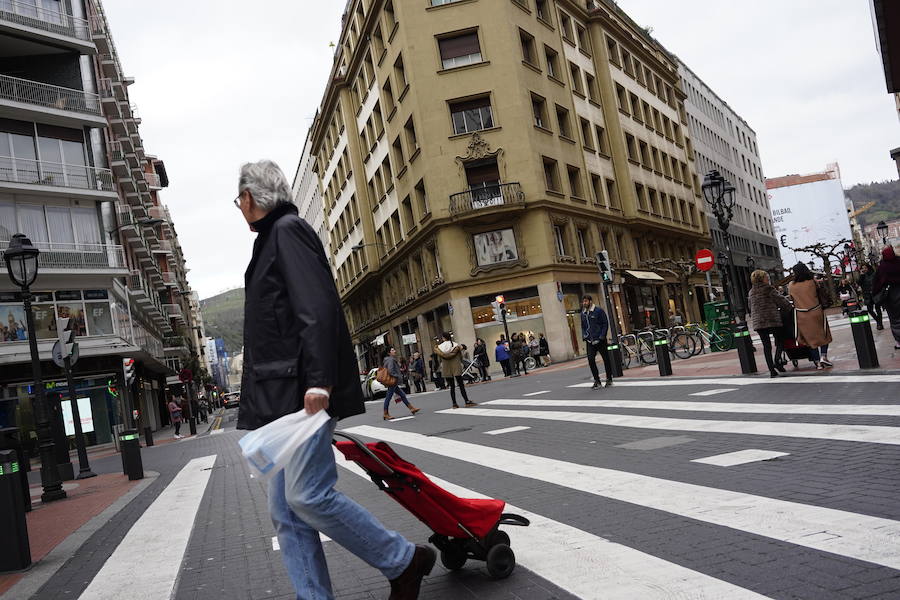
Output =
[
  {"x1": 61, "y1": 397, "x2": 94, "y2": 436},
  {"x1": 768, "y1": 178, "x2": 852, "y2": 268}
]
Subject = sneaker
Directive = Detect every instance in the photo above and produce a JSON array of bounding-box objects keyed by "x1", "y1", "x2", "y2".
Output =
[
  {"x1": 389, "y1": 545, "x2": 436, "y2": 600},
  {"x1": 877, "y1": 324, "x2": 885, "y2": 330},
  {"x1": 820, "y1": 358, "x2": 833, "y2": 368},
  {"x1": 604, "y1": 380, "x2": 614, "y2": 388},
  {"x1": 464, "y1": 401, "x2": 478, "y2": 407},
  {"x1": 591, "y1": 381, "x2": 601, "y2": 390}
]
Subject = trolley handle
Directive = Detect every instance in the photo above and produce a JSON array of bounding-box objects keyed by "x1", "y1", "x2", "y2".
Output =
[{"x1": 333, "y1": 430, "x2": 396, "y2": 477}]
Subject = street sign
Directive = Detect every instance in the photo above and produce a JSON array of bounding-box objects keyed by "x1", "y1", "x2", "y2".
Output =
[
  {"x1": 695, "y1": 249, "x2": 715, "y2": 272},
  {"x1": 52, "y1": 340, "x2": 79, "y2": 368}
]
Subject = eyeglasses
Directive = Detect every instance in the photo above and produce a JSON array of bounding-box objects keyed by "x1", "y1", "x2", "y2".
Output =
[{"x1": 233, "y1": 194, "x2": 241, "y2": 209}]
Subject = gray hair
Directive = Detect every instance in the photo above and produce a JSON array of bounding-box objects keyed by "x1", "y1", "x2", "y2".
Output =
[{"x1": 238, "y1": 160, "x2": 292, "y2": 211}]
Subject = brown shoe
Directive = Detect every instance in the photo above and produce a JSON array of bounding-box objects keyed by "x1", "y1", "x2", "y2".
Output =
[
  {"x1": 410, "y1": 406, "x2": 421, "y2": 415},
  {"x1": 389, "y1": 545, "x2": 436, "y2": 600},
  {"x1": 464, "y1": 401, "x2": 478, "y2": 407},
  {"x1": 383, "y1": 411, "x2": 393, "y2": 421}
]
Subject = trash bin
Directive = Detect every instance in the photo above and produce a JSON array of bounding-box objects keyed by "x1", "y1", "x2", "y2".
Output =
[
  {"x1": 703, "y1": 300, "x2": 733, "y2": 333},
  {"x1": 120, "y1": 430, "x2": 143, "y2": 481},
  {"x1": 0, "y1": 428, "x2": 30, "y2": 512},
  {"x1": 0, "y1": 449, "x2": 31, "y2": 572},
  {"x1": 143, "y1": 426, "x2": 154, "y2": 447}
]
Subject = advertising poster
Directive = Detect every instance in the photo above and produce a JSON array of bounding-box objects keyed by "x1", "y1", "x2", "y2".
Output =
[
  {"x1": 473, "y1": 228, "x2": 518, "y2": 266},
  {"x1": 61, "y1": 397, "x2": 94, "y2": 436}
]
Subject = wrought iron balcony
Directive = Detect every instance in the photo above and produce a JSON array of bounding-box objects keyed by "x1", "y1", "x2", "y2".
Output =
[
  {"x1": 0, "y1": 0, "x2": 92, "y2": 42},
  {"x1": 0, "y1": 73, "x2": 101, "y2": 115},
  {"x1": 0, "y1": 156, "x2": 114, "y2": 192},
  {"x1": 448, "y1": 182, "x2": 525, "y2": 216},
  {"x1": 0, "y1": 239, "x2": 126, "y2": 271},
  {"x1": 163, "y1": 336, "x2": 188, "y2": 350}
]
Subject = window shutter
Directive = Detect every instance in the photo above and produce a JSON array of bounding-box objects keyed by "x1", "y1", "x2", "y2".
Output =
[{"x1": 439, "y1": 33, "x2": 480, "y2": 60}]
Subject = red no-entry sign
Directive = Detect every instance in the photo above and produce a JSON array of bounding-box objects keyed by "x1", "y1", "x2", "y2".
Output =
[{"x1": 695, "y1": 249, "x2": 715, "y2": 272}]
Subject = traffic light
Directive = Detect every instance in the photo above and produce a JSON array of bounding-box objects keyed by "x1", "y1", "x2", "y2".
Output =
[
  {"x1": 490, "y1": 301, "x2": 504, "y2": 323},
  {"x1": 123, "y1": 358, "x2": 135, "y2": 385},
  {"x1": 597, "y1": 250, "x2": 613, "y2": 283},
  {"x1": 56, "y1": 317, "x2": 76, "y2": 359}
]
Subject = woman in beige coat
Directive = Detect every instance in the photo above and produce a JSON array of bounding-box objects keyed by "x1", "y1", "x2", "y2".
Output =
[
  {"x1": 434, "y1": 331, "x2": 477, "y2": 409},
  {"x1": 788, "y1": 262, "x2": 833, "y2": 368}
]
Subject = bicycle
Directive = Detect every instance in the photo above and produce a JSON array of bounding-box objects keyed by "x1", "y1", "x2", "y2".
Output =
[
  {"x1": 617, "y1": 333, "x2": 637, "y2": 369},
  {"x1": 684, "y1": 323, "x2": 734, "y2": 354},
  {"x1": 666, "y1": 326, "x2": 697, "y2": 359}
]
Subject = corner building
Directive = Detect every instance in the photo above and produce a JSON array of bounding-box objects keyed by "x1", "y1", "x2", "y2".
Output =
[{"x1": 310, "y1": 0, "x2": 711, "y2": 370}]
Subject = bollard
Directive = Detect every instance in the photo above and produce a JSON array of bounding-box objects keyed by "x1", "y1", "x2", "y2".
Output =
[
  {"x1": 0, "y1": 428, "x2": 30, "y2": 512},
  {"x1": 120, "y1": 430, "x2": 144, "y2": 481},
  {"x1": 143, "y1": 426, "x2": 154, "y2": 447},
  {"x1": 654, "y1": 337, "x2": 672, "y2": 376},
  {"x1": 850, "y1": 311, "x2": 880, "y2": 369},
  {"x1": 0, "y1": 449, "x2": 31, "y2": 572},
  {"x1": 607, "y1": 343, "x2": 624, "y2": 377},
  {"x1": 734, "y1": 325, "x2": 758, "y2": 374}
]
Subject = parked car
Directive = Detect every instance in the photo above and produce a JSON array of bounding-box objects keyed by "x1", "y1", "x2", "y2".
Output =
[
  {"x1": 362, "y1": 368, "x2": 387, "y2": 401},
  {"x1": 223, "y1": 392, "x2": 240, "y2": 409}
]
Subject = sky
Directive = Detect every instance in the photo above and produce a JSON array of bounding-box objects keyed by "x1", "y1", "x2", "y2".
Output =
[{"x1": 102, "y1": 0, "x2": 900, "y2": 300}]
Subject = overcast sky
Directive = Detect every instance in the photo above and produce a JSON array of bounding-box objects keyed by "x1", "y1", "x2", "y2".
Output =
[{"x1": 103, "y1": 0, "x2": 899, "y2": 300}]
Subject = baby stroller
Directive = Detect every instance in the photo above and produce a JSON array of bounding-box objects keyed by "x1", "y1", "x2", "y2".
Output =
[
  {"x1": 333, "y1": 431, "x2": 530, "y2": 579},
  {"x1": 460, "y1": 358, "x2": 481, "y2": 384},
  {"x1": 776, "y1": 320, "x2": 818, "y2": 369}
]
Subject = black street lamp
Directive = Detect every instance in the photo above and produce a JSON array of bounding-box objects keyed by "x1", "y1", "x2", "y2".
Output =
[
  {"x1": 702, "y1": 170, "x2": 743, "y2": 321},
  {"x1": 107, "y1": 217, "x2": 164, "y2": 236},
  {"x1": 3, "y1": 234, "x2": 66, "y2": 503},
  {"x1": 877, "y1": 221, "x2": 889, "y2": 245},
  {"x1": 350, "y1": 242, "x2": 387, "y2": 252}
]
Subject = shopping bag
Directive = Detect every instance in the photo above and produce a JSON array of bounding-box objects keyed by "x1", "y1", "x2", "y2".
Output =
[{"x1": 238, "y1": 409, "x2": 331, "y2": 481}]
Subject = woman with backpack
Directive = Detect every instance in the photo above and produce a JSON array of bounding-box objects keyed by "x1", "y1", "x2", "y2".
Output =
[{"x1": 380, "y1": 347, "x2": 419, "y2": 420}]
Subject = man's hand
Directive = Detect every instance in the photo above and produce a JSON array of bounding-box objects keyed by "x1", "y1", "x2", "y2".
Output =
[{"x1": 304, "y1": 388, "x2": 331, "y2": 415}]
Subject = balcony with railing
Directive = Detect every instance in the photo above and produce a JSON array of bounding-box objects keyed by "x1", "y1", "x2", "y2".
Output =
[
  {"x1": 161, "y1": 271, "x2": 177, "y2": 286},
  {"x1": 0, "y1": 0, "x2": 95, "y2": 50},
  {"x1": 153, "y1": 239, "x2": 173, "y2": 254},
  {"x1": 0, "y1": 74, "x2": 105, "y2": 126},
  {"x1": 163, "y1": 303, "x2": 184, "y2": 321},
  {"x1": 0, "y1": 239, "x2": 127, "y2": 273},
  {"x1": 448, "y1": 182, "x2": 525, "y2": 217},
  {"x1": 0, "y1": 156, "x2": 115, "y2": 198},
  {"x1": 163, "y1": 336, "x2": 189, "y2": 355}
]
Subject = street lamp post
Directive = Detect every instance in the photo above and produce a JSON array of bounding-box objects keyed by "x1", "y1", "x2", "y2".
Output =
[
  {"x1": 106, "y1": 217, "x2": 164, "y2": 236},
  {"x1": 702, "y1": 171, "x2": 743, "y2": 321},
  {"x1": 877, "y1": 221, "x2": 889, "y2": 245},
  {"x1": 3, "y1": 234, "x2": 66, "y2": 503}
]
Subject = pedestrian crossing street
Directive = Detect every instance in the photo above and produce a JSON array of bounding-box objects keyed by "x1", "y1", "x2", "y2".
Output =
[{"x1": 337, "y1": 374, "x2": 900, "y2": 599}]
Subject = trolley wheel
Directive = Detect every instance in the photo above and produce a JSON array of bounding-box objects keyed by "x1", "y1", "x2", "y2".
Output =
[
  {"x1": 791, "y1": 359, "x2": 798, "y2": 368},
  {"x1": 485, "y1": 543, "x2": 516, "y2": 579},
  {"x1": 440, "y1": 545, "x2": 467, "y2": 571},
  {"x1": 524, "y1": 356, "x2": 536, "y2": 371},
  {"x1": 486, "y1": 529, "x2": 510, "y2": 549}
]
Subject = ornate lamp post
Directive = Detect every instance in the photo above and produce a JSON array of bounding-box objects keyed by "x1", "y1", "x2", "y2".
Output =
[
  {"x1": 702, "y1": 170, "x2": 743, "y2": 321},
  {"x1": 877, "y1": 221, "x2": 889, "y2": 245},
  {"x1": 3, "y1": 234, "x2": 66, "y2": 502}
]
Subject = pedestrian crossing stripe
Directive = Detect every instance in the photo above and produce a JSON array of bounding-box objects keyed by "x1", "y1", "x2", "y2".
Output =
[
  {"x1": 485, "y1": 398, "x2": 900, "y2": 416},
  {"x1": 691, "y1": 449, "x2": 790, "y2": 467},
  {"x1": 333, "y1": 447, "x2": 767, "y2": 599},
  {"x1": 344, "y1": 426, "x2": 900, "y2": 571},
  {"x1": 568, "y1": 374, "x2": 900, "y2": 387},
  {"x1": 438, "y1": 407, "x2": 900, "y2": 445}
]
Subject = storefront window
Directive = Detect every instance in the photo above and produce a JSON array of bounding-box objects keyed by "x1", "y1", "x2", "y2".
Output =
[{"x1": 0, "y1": 289, "x2": 115, "y2": 343}]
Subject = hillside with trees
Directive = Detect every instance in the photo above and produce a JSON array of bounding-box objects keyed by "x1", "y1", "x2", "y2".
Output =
[
  {"x1": 846, "y1": 179, "x2": 900, "y2": 226},
  {"x1": 200, "y1": 288, "x2": 244, "y2": 355}
]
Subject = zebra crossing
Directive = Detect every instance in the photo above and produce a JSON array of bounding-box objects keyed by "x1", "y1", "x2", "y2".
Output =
[{"x1": 336, "y1": 375, "x2": 900, "y2": 598}]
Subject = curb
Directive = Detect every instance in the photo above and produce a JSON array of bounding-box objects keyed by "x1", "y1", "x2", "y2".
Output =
[{"x1": 0, "y1": 471, "x2": 160, "y2": 600}]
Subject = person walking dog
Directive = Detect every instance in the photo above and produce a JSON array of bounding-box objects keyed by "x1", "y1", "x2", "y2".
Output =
[{"x1": 235, "y1": 160, "x2": 434, "y2": 600}]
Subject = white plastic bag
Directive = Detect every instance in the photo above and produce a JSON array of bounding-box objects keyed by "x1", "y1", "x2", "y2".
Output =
[{"x1": 239, "y1": 409, "x2": 331, "y2": 481}]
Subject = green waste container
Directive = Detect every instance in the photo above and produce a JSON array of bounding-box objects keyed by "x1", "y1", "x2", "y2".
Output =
[{"x1": 703, "y1": 301, "x2": 733, "y2": 334}]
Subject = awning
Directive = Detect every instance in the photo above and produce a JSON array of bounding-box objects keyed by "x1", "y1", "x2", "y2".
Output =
[{"x1": 624, "y1": 270, "x2": 665, "y2": 282}]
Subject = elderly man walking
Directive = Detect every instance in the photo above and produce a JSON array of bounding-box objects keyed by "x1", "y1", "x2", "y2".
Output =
[{"x1": 235, "y1": 160, "x2": 434, "y2": 600}]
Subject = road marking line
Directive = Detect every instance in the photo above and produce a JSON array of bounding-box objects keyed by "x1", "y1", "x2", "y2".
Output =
[
  {"x1": 79, "y1": 455, "x2": 217, "y2": 600},
  {"x1": 569, "y1": 374, "x2": 900, "y2": 387},
  {"x1": 272, "y1": 532, "x2": 329, "y2": 552},
  {"x1": 691, "y1": 449, "x2": 790, "y2": 467},
  {"x1": 345, "y1": 426, "x2": 900, "y2": 571},
  {"x1": 690, "y1": 388, "x2": 738, "y2": 396},
  {"x1": 485, "y1": 398, "x2": 900, "y2": 416},
  {"x1": 333, "y1": 447, "x2": 766, "y2": 599},
  {"x1": 523, "y1": 390, "x2": 551, "y2": 396},
  {"x1": 387, "y1": 416, "x2": 415, "y2": 422},
  {"x1": 484, "y1": 426, "x2": 531, "y2": 436},
  {"x1": 437, "y1": 407, "x2": 900, "y2": 445},
  {"x1": 211, "y1": 428, "x2": 225, "y2": 435}
]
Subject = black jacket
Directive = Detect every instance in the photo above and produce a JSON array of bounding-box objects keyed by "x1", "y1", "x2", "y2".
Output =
[{"x1": 237, "y1": 203, "x2": 364, "y2": 430}]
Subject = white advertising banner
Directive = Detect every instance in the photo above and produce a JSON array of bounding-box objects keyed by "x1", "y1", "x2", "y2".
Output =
[
  {"x1": 61, "y1": 397, "x2": 95, "y2": 436},
  {"x1": 401, "y1": 333, "x2": 418, "y2": 345},
  {"x1": 768, "y1": 178, "x2": 852, "y2": 269}
]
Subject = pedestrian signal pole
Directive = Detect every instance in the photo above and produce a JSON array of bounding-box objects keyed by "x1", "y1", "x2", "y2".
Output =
[
  {"x1": 596, "y1": 251, "x2": 623, "y2": 376},
  {"x1": 56, "y1": 318, "x2": 95, "y2": 479},
  {"x1": 492, "y1": 295, "x2": 510, "y2": 341}
]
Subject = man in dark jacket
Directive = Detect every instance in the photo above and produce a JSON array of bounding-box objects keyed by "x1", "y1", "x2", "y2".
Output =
[
  {"x1": 235, "y1": 160, "x2": 434, "y2": 599},
  {"x1": 859, "y1": 263, "x2": 884, "y2": 330},
  {"x1": 580, "y1": 294, "x2": 613, "y2": 389}
]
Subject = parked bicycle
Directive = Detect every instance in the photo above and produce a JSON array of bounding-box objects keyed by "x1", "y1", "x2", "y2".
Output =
[{"x1": 684, "y1": 322, "x2": 734, "y2": 354}]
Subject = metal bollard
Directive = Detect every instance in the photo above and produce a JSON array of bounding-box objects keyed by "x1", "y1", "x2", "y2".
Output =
[
  {"x1": 0, "y1": 449, "x2": 31, "y2": 572},
  {"x1": 733, "y1": 325, "x2": 758, "y2": 374},
  {"x1": 850, "y1": 311, "x2": 879, "y2": 369},
  {"x1": 0, "y1": 428, "x2": 30, "y2": 512},
  {"x1": 654, "y1": 336, "x2": 672, "y2": 376},
  {"x1": 607, "y1": 343, "x2": 624, "y2": 377},
  {"x1": 119, "y1": 430, "x2": 144, "y2": 481},
  {"x1": 143, "y1": 426, "x2": 154, "y2": 447}
]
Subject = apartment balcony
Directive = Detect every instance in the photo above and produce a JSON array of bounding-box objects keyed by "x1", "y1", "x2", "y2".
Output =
[
  {"x1": 448, "y1": 182, "x2": 525, "y2": 220},
  {"x1": 163, "y1": 336, "x2": 189, "y2": 356},
  {"x1": 0, "y1": 0, "x2": 96, "y2": 54},
  {"x1": 144, "y1": 171, "x2": 162, "y2": 190},
  {"x1": 0, "y1": 157, "x2": 116, "y2": 200},
  {"x1": 0, "y1": 74, "x2": 106, "y2": 128},
  {"x1": 153, "y1": 239, "x2": 173, "y2": 254},
  {"x1": 162, "y1": 271, "x2": 178, "y2": 286},
  {"x1": 163, "y1": 303, "x2": 186, "y2": 325},
  {"x1": 0, "y1": 240, "x2": 127, "y2": 275}
]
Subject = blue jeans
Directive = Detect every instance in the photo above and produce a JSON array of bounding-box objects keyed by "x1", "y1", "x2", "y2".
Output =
[
  {"x1": 268, "y1": 417, "x2": 414, "y2": 599},
  {"x1": 383, "y1": 385, "x2": 410, "y2": 412},
  {"x1": 810, "y1": 344, "x2": 830, "y2": 361}
]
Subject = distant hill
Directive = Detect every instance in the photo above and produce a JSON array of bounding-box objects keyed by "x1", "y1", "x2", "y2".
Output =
[
  {"x1": 200, "y1": 288, "x2": 244, "y2": 355},
  {"x1": 845, "y1": 180, "x2": 900, "y2": 226}
]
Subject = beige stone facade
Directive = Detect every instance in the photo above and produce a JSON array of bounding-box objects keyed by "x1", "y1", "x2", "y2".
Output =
[{"x1": 308, "y1": 0, "x2": 711, "y2": 370}]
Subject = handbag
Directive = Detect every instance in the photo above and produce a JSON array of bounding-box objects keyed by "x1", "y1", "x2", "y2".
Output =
[
  {"x1": 375, "y1": 366, "x2": 396, "y2": 387},
  {"x1": 873, "y1": 285, "x2": 889, "y2": 306}
]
